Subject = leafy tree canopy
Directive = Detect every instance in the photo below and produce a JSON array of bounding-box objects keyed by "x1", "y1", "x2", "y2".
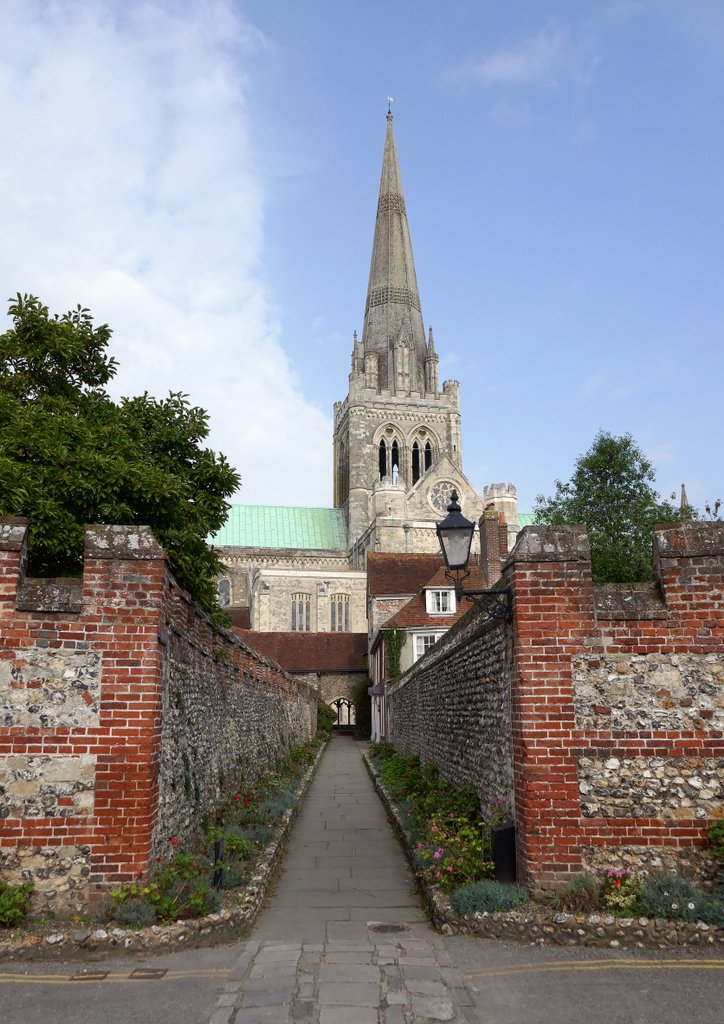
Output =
[
  {"x1": 0, "y1": 294, "x2": 240, "y2": 618},
  {"x1": 533, "y1": 430, "x2": 694, "y2": 583}
]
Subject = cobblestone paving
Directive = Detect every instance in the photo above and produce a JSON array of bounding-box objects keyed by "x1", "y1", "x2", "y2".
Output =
[
  {"x1": 208, "y1": 934, "x2": 480, "y2": 1024},
  {"x1": 206, "y1": 735, "x2": 480, "y2": 1023}
]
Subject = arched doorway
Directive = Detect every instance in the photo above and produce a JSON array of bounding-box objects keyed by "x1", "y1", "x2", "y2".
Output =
[{"x1": 330, "y1": 697, "x2": 356, "y2": 734}]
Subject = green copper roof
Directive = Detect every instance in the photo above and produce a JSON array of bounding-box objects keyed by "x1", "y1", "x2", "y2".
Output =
[
  {"x1": 209, "y1": 505, "x2": 348, "y2": 550},
  {"x1": 518, "y1": 513, "x2": 535, "y2": 528}
]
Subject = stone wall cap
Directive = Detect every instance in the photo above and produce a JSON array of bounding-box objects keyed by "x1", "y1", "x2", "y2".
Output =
[
  {"x1": 505, "y1": 525, "x2": 590, "y2": 565},
  {"x1": 84, "y1": 525, "x2": 167, "y2": 559},
  {"x1": 16, "y1": 578, "x2": 83, "y2": 613},
  {"x1": 654, "y1": 521, "x2": 724, "y2": 560},
  {"x1": 0, "y1": 517, "x2": 29, "y2": 550}
]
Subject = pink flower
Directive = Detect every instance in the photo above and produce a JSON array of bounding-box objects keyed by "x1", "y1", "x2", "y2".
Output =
[{"x1": 431, "y1": 825, "x2": 438, "y2": 833}]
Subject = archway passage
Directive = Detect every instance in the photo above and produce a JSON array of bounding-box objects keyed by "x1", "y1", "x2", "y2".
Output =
[{"x1": 330, "y1": 697, "x2": 356, "y2": 734}]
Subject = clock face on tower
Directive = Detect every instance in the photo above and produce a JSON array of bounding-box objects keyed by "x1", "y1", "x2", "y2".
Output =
[{"x1": 429, "y1": 480, "x2": 457, "y2": 516}]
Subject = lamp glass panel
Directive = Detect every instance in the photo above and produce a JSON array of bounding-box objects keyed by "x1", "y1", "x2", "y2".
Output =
[{"x1": 438, "y1": 524, "x2": 474, "y2": 570}]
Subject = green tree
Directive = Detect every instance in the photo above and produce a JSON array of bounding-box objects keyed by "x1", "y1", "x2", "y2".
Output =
[
  {"x1": 0, "y1": 294, "x2": 240, "y2": 617},
  {"x1": 534, "y1": 431, "x2": 694, "y2": 583}
]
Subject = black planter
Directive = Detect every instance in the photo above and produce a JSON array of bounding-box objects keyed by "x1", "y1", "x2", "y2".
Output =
[{"x1": 491, "y1": 820, "x2": 517, "y2": 883}]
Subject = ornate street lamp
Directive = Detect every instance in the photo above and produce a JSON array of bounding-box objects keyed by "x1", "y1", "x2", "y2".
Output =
[{"x1": 436, "y1": 489, "x2": 512, "y2": 623}]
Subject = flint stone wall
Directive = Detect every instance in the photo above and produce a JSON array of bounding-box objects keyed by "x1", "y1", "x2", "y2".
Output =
[
  {"x1": 0, "y1": 845, "x2": 91, "y2": 915},
  {"x1": 155, "y1": 627, "x2": 314, "y2": 848},
  {"x1": 573, "y1": 652, "x2": 724, "y2": 732},
  {"x1": 0, "y1": 648, "x2": 101, "y2": 729},
  {"x1": 1, "y1": 755, "x2": 95, "y2": 819},
  {"x1": 578, "y1": 755, "x2": 721, "y2": 820},
  {"x1": 388, "y1": 612, "x2": 512, "y2": 817}
]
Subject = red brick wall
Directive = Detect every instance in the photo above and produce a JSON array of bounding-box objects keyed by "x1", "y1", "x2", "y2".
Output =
[
  {"x1": 505, "y1": 522, "x2": 723, "y2": 894},
  {"x1": 0, "y1": 519, "x2": 315, "y2": 912}
]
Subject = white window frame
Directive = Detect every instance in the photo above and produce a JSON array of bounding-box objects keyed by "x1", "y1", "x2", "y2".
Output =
[
  {"x1": 425, "y1": 589, "x2": 455, "y2": 615},
  {"x1": 413, "y1": 632, "x2": 442, "y2": 661}
]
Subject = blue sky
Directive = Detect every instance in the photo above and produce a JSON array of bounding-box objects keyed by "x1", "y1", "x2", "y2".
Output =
[{"x1": 1, "y1": 1, "x2": 722, "y2": 514}]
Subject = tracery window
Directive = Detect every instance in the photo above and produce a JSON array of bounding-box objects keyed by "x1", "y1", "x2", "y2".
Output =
[
  {"x1": 379, "y1": 438, "x2": 387, "y2": 480},
  {"x1": 291, "y1": 592, "x2": 311, "y2": 631},
  {"x1": 330, "y1": 593, "x2": 350, "y2": 632}
]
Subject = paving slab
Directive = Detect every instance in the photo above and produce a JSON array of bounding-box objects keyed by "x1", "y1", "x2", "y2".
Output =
[{"x1": 210, "y1": 736, "x2": 485, "y2": 1024}]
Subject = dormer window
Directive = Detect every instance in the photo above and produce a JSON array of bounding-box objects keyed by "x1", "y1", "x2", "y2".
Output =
[{"x1": 425, "y1": 588, "x2": 455, "y2": 614}]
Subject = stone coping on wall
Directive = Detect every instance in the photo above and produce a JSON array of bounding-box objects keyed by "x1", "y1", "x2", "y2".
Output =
[
  {"x1": 0, "y1": 739, "x2": 328, "y2": 961},
  {"x1": 363, "y1": 753, "x2": 723, "y2": 951}
]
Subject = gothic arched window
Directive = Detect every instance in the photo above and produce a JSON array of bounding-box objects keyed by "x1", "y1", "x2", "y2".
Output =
[
  {"x1": 391, "y1": 439, "x2": 400, "y2": 480},
  {"x1": 217, "y1": 578, "x2": 231, "y2": 607},
  {"x1": 412, "y1": 441, "x2": 421, "y2": 484},
  {"x1": 330, "y1": 594, "x2": 350, "y2": 632},
  {"x1": 378, "y1": 438, "x2": 387, "y2": 480},
  {"x1": 424, "y1": 440, "x2": 433, "y2": 471},
  {"x1": 291, "y1": 592, "x2": 311, "y2": 631}
]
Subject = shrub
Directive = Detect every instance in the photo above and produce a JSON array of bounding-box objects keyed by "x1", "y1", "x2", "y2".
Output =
[
  {"x1": 415, "y1": 813, "x2": 493, "y2": 894},
  {"x1": 222, "y1": 827, "x2": 253, "y2": 861},
  {"x1": 707, "y1": 819, "x2": 724, "y2": 861},
  {"x1": 601, "y1": 868, "x2": 642, "y2": 915},
  {"x1": 0, "y1": 881, "x2": 34, "y2": 928},
  {"x1": 316, "y1": 700, "x2": 335, "y2": 734},
  {"x1": 112, "y1": 897, "x2": 157, "y2": 928},
  {"x1": 368, "y1": 740, "x2": 395, "y2": 762},
  {"x1": 555, "y1": 873, "x2": 602, "y2": 912},
  {"x1": 112, "y1": 846, "x2": 216, "y2": 923},
  {"x1": 220, "y1": 866, "x2": 247, "y2": 890},
  {"x1": 451, "y1": 879, "x2": 530, "y2": 916},
  {"x1": 379, "y1": 753, "x2": 421, "y2": 796},
  {"x1": 641, "y1": 872, "x2": 708, "y2": 922},
  {"x1": 259, "y1": 790, "x2": 297, "y2": 820},
  {"x1": 238, "y1": 824, "x2": 273, "y2": 847},
  {"x1": 699, "y1": 896, "x2": 724, "y2": 928}
]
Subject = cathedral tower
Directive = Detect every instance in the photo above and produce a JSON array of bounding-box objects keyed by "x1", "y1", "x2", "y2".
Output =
[{"x1": 333, "y1": 111, "x2": 471, "y2": 550}]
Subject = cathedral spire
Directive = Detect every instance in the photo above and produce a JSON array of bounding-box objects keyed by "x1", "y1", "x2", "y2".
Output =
[{"x1": 361, "y1": 109, "x2": 427, "y2": 393}]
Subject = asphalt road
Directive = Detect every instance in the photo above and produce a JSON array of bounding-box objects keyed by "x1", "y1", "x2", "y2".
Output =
[{"x1": 1, "y1": 939, "x2": 722, "y2": 1024}]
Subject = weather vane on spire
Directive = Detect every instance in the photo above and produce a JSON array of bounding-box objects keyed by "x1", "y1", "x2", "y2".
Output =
[{"x1": 387, "y1": 96, "x2": 394, "y2": 115}]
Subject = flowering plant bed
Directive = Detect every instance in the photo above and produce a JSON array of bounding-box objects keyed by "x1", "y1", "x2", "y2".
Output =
[
  {"x1": 0, "y1": 734, "x2": 328, "y2": 960},
  {"x1": 364, "y1": 747, "x2": 723, "y2": 950}
]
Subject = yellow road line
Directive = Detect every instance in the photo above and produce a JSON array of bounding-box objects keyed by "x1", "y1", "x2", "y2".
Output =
[
  {"x1": 0, "y1": 968, "x2": 232, "y2": 985},
  {"x1": 465, "y1": 959, "x2": 724, "y2": 979}
]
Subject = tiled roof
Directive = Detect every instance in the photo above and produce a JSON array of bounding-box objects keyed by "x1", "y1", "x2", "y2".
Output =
[
  {"x1": 366, "y1": 553, "x2": 443, "y2": 598},
  {"x1": 208, "y1": 506, "x2": 347, "y2": 550},
  {"x1": 227, "y1": 607, "x2": 251, "y2": 629},
  {"x1": 383, "y1": 565, "x2": 487, "y2": 630},
  {"x1": 236, "y1": 631, "x2": 368, "y2": 673}
]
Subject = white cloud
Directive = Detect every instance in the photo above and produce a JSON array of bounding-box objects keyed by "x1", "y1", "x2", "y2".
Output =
[
  {"x1": 0, "y1": 0, "x2": 330, "y2": 508},
  {"x1": 445, "y1": 24, "x2": 599, "y2": 89}
]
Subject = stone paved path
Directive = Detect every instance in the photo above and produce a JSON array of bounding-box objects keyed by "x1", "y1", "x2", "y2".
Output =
[{"x1": 207, "y1": 734, "x2": 481, "y2": 1024}]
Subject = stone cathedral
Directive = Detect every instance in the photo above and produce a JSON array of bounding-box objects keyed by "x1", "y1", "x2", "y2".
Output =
[{"x1": 211, "y1": 112, "x2": 519, "y2": 640}]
